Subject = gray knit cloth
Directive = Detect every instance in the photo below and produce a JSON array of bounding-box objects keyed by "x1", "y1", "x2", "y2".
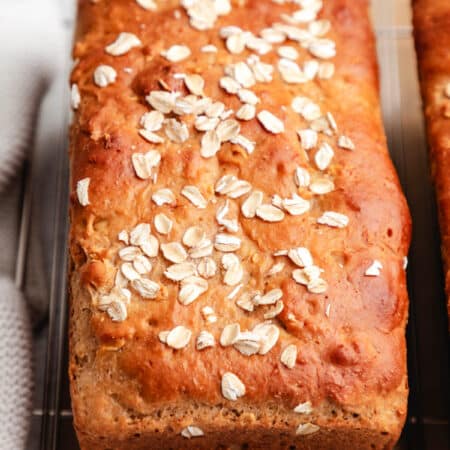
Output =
[
  {"x1": 0, "y1": 277, "x2": 33, "y2": 449},
  {"x1": 0, "y1": 0, "x2": 65, "y2": 449}
]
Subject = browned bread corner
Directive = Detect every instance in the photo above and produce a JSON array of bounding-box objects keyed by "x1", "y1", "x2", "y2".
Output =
[
  {"x1": 413, "y1": 0, "x2": 450, "y2": 331},
  {"x1": 69, "y1": 0, "x2": 411, "y2": 448}
]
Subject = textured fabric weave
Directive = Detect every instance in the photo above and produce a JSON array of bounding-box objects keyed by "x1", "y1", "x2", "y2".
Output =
[{"x1": 0, "y1": 277, "x2": 33, "y2": 450}]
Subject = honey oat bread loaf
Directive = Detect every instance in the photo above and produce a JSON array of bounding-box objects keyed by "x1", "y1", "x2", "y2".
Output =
[
  {"x1": 69, "y1": 0, "x2": 411, "y2": 448},
  {"x1": 413, "y1": 0, "x2": 450, "y2": 330}
]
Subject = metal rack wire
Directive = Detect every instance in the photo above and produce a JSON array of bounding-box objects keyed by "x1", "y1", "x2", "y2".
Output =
[{"x1": 22, "y1": 1, "x2": 449, "y2": 449}]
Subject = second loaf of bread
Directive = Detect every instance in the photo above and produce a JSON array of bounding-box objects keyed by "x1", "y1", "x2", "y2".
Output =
[
  {"x1": 413, "y1": 0, "x2": 450, "y2": 329},
  {"x1": 69, "y1": 0, "x2": 411, "y2": 448}
]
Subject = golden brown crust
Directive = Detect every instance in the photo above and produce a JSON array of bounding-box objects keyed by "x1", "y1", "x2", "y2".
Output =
[
  {"x1": 69, "y1": 0, "x2": 411, "y2": 448},
  {"x1": 413, "y1": 0, "x2": 450, "y2": 330}
]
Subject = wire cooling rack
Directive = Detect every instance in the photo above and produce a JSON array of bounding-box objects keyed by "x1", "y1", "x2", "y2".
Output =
[{"x1": 21, "y1": 1, "x2": 449, "y2": 449}]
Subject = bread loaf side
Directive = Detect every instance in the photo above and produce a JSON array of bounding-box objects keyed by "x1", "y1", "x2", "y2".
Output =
[{"x1": 413, "y1": 0, "x2": 450, "y2": 330}]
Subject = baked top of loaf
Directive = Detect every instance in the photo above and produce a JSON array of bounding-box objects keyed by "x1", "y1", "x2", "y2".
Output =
[
  {"x1": 69, "y1": 0, "x2": 411, "y2": 447},
  {"x1": 413, "y1": 0, "x2": 450, "y2": 329}
]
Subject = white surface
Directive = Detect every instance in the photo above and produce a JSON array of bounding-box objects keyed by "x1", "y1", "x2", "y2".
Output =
[{"x1": 0, "y1": 0, "x2": 65, "y2": 192}]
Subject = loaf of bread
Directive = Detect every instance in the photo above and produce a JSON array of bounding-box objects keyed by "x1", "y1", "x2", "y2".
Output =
[
  {"x1": 69, "y1": 1, "x2": 411, "y2": 448},
  {"x1": 413, "y1": 0, "x2": 450, "y2": 330}
]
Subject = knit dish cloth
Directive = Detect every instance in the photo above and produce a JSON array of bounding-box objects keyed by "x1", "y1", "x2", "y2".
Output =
[
  {"x1": 0, "y1": 0, "x2": 65, "y2": 448},
  {"x1": 0, "y1": 277, "x2": 33, "y2": 449}
]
